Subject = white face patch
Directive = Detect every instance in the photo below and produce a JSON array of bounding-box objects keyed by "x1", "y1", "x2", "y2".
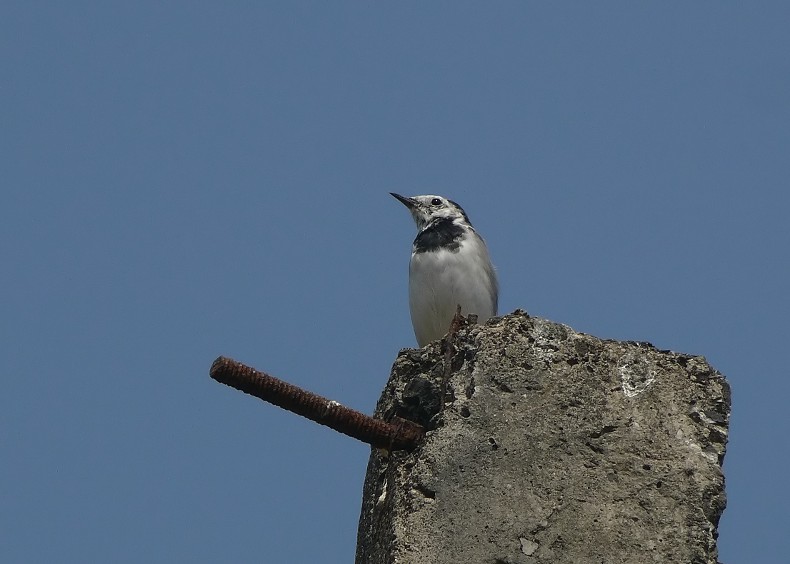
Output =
[{"x1": 407, "y1": 195, "x2": 470, "y2": 229}]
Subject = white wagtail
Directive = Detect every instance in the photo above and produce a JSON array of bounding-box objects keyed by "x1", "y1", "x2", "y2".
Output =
[{"x1": 391, "y1": 193, "x2": 498, "y2": 347}]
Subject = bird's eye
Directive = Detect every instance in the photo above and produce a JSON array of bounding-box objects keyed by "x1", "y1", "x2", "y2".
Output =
[{"x1": 431, "y1": 198, "x2": 442, "y2": 206}]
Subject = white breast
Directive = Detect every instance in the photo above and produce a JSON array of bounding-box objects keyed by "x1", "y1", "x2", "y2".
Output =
[{"x1": 408, "y1": 236, "x2": 497, "y2": 346}]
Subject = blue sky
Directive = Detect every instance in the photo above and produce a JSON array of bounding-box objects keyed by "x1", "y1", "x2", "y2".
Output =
[{"x1": 3, "y1": 3, "x2": 788, "y2": 562}]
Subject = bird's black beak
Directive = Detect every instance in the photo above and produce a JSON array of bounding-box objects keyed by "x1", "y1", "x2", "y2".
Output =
[{"x1": 390, "y1": 192, "x2": 417, "y2": 209}]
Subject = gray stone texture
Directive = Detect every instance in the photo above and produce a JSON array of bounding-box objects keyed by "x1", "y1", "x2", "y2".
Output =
[{"x1": 356, "y1": 311, "x2": 729, "y2": 564}]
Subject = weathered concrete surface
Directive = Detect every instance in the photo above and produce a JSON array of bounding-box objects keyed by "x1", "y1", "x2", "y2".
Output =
[{"x1": 356, "y1": 311, "x2": 730, "y2": 564}]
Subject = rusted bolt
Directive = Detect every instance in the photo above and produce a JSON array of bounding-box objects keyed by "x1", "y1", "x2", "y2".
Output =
[{"x1": 210, "y1": 356, "x2": 424, "y2": 451}]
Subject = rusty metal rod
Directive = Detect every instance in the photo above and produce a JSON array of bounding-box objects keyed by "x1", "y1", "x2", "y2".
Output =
[{"x1": 210, "y1": 356, "x2": 424, "y2": 451}]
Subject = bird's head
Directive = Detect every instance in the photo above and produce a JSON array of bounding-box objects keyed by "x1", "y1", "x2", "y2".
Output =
[{"x1": 390, "y1": 193, "x2": 471, "y2": 231}]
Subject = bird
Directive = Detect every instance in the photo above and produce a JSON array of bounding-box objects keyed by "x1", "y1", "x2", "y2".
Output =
[{"x1": 390, "y1": 193, "x2": 498, "y2": 347}]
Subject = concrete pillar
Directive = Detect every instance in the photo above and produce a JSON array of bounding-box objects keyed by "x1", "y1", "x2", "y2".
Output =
[{"x1": 357, "y1": 311, "x2": 729, "y2": 564}]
